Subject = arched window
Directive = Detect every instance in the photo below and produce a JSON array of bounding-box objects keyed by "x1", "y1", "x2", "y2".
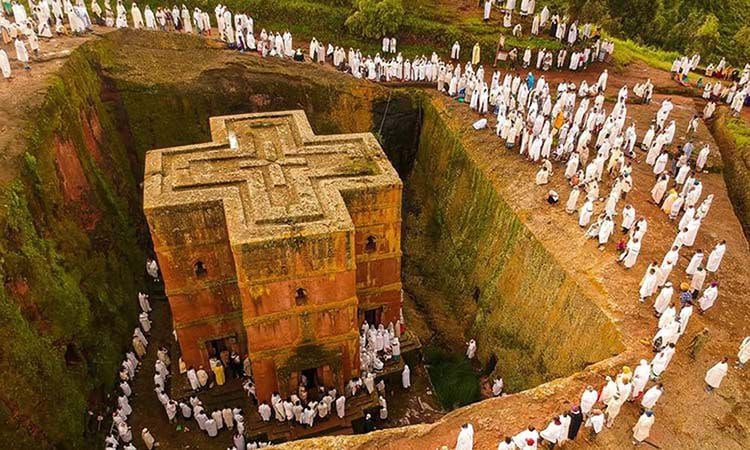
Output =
[
  {"x1": 295, "y1": 288, "x2": 308, "y2": 305},
  {"x1": 194, "y1": 261, "x2": 208, "y2": 278},
  {"x1": 365, "y1": 235, "x2": 377, "y2": 252}
]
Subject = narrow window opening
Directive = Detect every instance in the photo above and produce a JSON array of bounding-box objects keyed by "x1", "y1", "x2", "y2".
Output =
[
  {"x1": 295, "y1": 288, "x2": 308, "y2": 305},
  {"x1": 194, "y1": 261, "x2": 208, "y2": 278},
  {"x1": 365, "y1": 236, "x2": 377, "y2": 252}
]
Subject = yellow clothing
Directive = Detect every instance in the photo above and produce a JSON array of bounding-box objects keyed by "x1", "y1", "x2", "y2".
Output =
[{"x1": 213, "y1": 364, "x2": 225, "y2": 386}]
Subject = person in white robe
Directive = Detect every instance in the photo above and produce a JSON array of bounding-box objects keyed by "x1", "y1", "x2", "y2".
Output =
[
  {"x1": 597, "y1": 215, "x2": 613, "y2": 248},
  {"x1": 632, "y1": 410, "x2": 655, "y2": 445},
  {"x1": 455, "y1": 423, "x2": 474, "y2": 450},
  {"x1": 737, "y1": 337, "x2": 750, "y2": 368},
  {"x1": 578, "y1": 199, "x2": 594, "y2": 227},
  {"x1": 204, "y1": 418, "x2": 218, "y2": 437},
  {"x1": 130, "y1": 3, "x2": 143, "y2": 28},
  {"x1": 540, "y1": 417, "x2": 563, "y2": 445},
  {"x1": 704, "y1": 358, "x2": 729, "y2": 392},
  {"x1": 639, "y1": 265, "x2": 658, "y2": 302},
  {"x1": 483, "y1": 0, "x2": 491, "y2": 21},
  {"x1": 698, "y1": 281, "x2": 719, "y2": 312},
  {"x1": 143, "y1": 5, "x2": 155, "y2": 28},
  {"x1": 691, "y1": 266, "x2": 706, "y2": 292},
  {"x1": 631, "y1": 360, "x2": 650, "y2": 399},
  {"x1": 0, "y1": 49, "x2": 11, "y2": 79},
  {"x1": 535, "y1": 166, "x2": 549, "y2": 185},
  {"x1": 653, "y1": 283, "x2": 673, "y2": 316},
  {"x1": 335, "y1": 395, "x2": 345, "y2": 418},
  {"x1": 579, "y1": 386, "x2": 598, "y2": 415},
  {"x1": 651, "y1": 174, "x2": 669, "y2": 204},
  {"x1": 466, "y1": 339, "x2": 477, "y2": 359},
  {"x1": 640, "y1": 384, "x2": 662, "y2": 412},
  {"x1": 141, "y1": 428, "x2": 156, "y2": 450},
  {"x1": 706, "y1": 240, "x2": 726, "y2": 273},
  {"x1": 650, "y1": 344, "x2": 675, "y2": 379},
  {"x1": 451, "y1": 41, "x2": 460, "y2": 60},
  {"x1": 565, "y1": 186, "x2": 580, "y2": 214},
  {"x1": 685, "y1": 249, "x2": 703, "y2": 276},
  {"x1": 14, "y1": 38, "x2": 30, "y2": 69},
  {"x1": 402, "y1": 364, "x2": 411, "y2": 388},
  {"x1": 618, "y1": 237, "x2": 640, "y2": 269}
]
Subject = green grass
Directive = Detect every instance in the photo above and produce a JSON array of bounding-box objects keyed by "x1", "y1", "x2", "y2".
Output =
[
  {"x1": 608, "y1": 35, "x2": 680, "y2": 72},
  {"x1": 424, "y1": 346, "x2": 481, "y2": 410},
  {"x1": 726, "y1": 117, "x2": 750, "y2": 149}
]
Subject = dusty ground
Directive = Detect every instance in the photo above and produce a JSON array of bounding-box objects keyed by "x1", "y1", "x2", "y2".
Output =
[{"x1": 3, "y1": 21, "x2": 749, "y2": 450}]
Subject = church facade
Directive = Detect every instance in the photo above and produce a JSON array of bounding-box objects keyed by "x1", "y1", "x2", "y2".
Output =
[{"x1": 143, "y1": 110, "x2": 402, "y2": 401}]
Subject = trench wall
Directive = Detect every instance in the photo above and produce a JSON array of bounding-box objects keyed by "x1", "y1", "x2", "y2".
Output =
[
  {"x1": 403, "y1": 101, "x2": 623, "y2": 391},
  {"x1": 0, "y1": 43, "x2": 145, "y2": 449}
]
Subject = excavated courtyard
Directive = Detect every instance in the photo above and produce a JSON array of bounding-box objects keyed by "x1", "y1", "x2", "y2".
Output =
[{"x1": 1, "y1": 28, "x2": 748, "y2": 450}]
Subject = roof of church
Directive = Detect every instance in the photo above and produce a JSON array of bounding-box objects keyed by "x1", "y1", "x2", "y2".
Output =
[{"x1": 143, "y1": 110, "x2": 400, "y2": 244}]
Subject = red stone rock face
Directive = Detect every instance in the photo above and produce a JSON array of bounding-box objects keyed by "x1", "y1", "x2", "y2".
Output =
[{"x1": 144, "y1": 111, "x2": 402, "y2": 401}]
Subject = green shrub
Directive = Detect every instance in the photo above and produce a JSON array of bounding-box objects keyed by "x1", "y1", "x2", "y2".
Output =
[{"x1": 345, "y1": 0, "x2": 405, "y2": 39}]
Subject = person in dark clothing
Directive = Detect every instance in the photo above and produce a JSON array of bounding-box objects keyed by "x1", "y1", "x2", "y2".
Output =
[
  {"x1": 363, "y1": 413, "x2": 376, "y2": 432},
  {"x1": 567, "y1": 406, "x2": 584, "y2": 440}
]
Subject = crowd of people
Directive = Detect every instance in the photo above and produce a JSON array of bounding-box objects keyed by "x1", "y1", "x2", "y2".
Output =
[
  {"x1": 446, "y1": 3, "x2": 748, "y2": 448},
  {"x1": 669, "y1": 54, "x2": 750, "y2": 117}
]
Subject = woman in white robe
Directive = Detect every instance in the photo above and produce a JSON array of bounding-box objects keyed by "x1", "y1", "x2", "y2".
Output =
[{"x1": 130, "y1": 3, "x2": 143, "y2": 29}]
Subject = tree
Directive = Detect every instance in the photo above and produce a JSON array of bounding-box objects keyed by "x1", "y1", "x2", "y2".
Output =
[
  {"x1": 690, "y1": 14, "x2": 720, "y2": 58},
  {"x1": 733, "y1": 26, "x2": 750, "y2": 62},
  {"x1": 345, "y1": 0, "x2": 405, "y2": 39},
  {"x1": 607, "y1": 0, "x2": 662, "y2": 41}
]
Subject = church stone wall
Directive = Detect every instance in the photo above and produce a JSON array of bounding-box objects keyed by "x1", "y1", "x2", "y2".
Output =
[{"x1": 144, "y1": 111, "x2": 402, "y2": 401}]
